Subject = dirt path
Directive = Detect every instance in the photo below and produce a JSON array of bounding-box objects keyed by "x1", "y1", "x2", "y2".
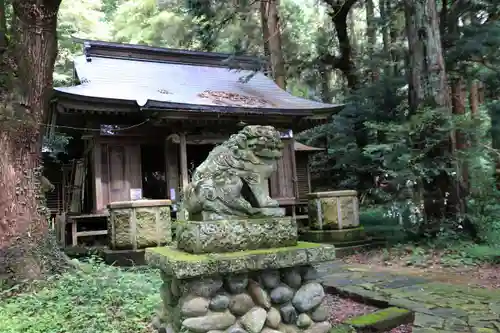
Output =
[{"x1": 339, "y1": 250, "x2": 500, "y2": 289}]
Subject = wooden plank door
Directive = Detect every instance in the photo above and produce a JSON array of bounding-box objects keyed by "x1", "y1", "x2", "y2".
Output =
[
  {"x1": 270, "y1": 139, "x2": 297, "y2": 202},
  {"x1": 100, "y1": 143, "x2": 142, "y2": 207}
]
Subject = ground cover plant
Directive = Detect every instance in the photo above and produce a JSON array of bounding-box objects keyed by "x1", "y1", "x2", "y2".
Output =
[{"x1": 0, "y1": 258, "x2": 160, "y2": 333}]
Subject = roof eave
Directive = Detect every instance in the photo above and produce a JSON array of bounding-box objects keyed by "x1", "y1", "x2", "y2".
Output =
[
  {"x1": 53, "y1": 89, "x2": 138, "y2": 106},
  {"x1": 142, "y1": 100, "x2": 344, "y2": 116}
]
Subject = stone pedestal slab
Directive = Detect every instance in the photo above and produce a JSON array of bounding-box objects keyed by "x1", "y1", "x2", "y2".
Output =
[
  {"x1": 307, "y1": 191, "x2": 359, "y2": 230},
  {"x1": 146, "y1": 242, "x2": 334, "y2": 279}
]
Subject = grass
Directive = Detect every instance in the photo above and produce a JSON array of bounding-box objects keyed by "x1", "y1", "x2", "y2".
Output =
[{"x1": 0, "y1": 258, "x2": 161, "y2": 333}]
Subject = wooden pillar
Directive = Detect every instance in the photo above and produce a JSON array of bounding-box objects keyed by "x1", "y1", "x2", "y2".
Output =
[
  {"x1": 290, "y1": 138, "x2": 299, "y2": 218},
  {"x1": 179, "y1": 132, "x2": 189, "y2": 220},
  {"x1": 92, "y1": 138, "x2": 104, "y2": 212},
  {"x1": 165, "y1": 137, "x2": 179, "y2": 202},
  {"x1": 290, "y1": 138, "x2": 299, "y2": 200}
]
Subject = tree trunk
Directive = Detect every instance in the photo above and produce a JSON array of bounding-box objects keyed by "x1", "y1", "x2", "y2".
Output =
[
  {"x1": 380, "y1": 0, "x2": 391, "y2": 76},
  {"x1": 444, "y1": 0, "x2": 469, "y2": 218},
  {"x1": 320, "y1": 63, "x2": 331, "y2": 102},
  {"x1": 0, "y1": 0, "x2": 6, "y2": 50},
  {"x1": 0, "y1": 0, "x2": 71, "y2": 283},
  {"x1": 348, "y1": 7, "x2": 357, "y2": 54},
  {"x1": 450, "y1": 78, "x2": 469, "y2": 216},
  {"x1": 261, "y1": 0, "x2": 286, "y2": 89},
  {"x1": 365, "y1": 0, "x2": 378, "y2": 80},
  {"x1": 260, "y1": 0, "x2": 270, "y2": 58},
  {"x1": 403, "y1": 0, "x2": 453, "y2": 225},
  {"x1": 323, "y1": 0, "x2": 359, "y2": 90},
  {"x1": 404, "y1": 0, "x2": 450, "y2": 113},
  {"x1": 388, "y1": 1, "x2": 400, "y2": 76},
  {"x1": 469, "y1": 82, "x2": 479, "y2": 117}
]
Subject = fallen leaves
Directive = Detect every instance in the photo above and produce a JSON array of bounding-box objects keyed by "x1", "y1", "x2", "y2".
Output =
[
  {"x1": 340, "y1": 248, "x2": 500, "y2": 289},
  {"x1": 198, "y1": 90, "x2": 272, "y2": 107}
]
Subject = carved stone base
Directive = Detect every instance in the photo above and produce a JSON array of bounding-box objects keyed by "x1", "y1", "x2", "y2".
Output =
[
  {"x1": 146, "y1": 243, "x2": 336, "y2": 333},
  {"x1": 192, "y1": 207, "x2": 286, "y2": 222},
  {"x1": 176, "y1": 217, "x2": 297, "y2": 254}
]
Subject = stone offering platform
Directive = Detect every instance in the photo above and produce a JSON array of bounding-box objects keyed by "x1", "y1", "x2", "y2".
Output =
[{"x1": 317, "y1": 262, "x2": 500, "y2": 332}]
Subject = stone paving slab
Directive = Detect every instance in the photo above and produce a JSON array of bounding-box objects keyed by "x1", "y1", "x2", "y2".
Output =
[{"x1": 317, "y1": 262, "x2": 500, "y2": 332}]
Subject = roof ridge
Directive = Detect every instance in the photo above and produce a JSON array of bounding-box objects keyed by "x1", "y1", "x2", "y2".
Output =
[{"x1": 74, "y1": 37, "x2": 267, "y2": 70}]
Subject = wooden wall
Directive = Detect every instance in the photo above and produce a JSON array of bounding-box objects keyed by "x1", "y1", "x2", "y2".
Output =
[
  {"x1": 295, "y1": 153, "x2": 311, "y2": 201},
  {"x1": 90, "y1": 134, "x2": 302, "y2": 213},
  {"x1": 92, "y1": 137, "x2": 142, "y2": 212}
]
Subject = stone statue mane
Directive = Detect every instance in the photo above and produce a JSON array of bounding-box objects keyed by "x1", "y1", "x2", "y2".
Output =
[{"x1": 183, "y1": 125, "x2": 285, "y2": 221}]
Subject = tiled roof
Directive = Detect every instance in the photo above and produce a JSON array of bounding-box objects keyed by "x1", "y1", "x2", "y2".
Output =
[{"x1": 54, "y1": 41, "x2": 343, "y2": 113}]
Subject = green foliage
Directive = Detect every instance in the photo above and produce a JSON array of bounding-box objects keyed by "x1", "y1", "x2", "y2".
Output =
[
  {"x1": 55, "y1": 0, "x2": 110, "y2": 86},
  {"x1": 42, "y1": 132, "x2": 71, "y2": 157},
  {"x1": 0, "y1": 258, "x2": 161, "y2": 333},
  {"x1": 111, "y1": 0, "x2": 190, "y2": 48},
  {"x1": 101, "y1": 0, "x2": 123, "y2": 20},
  {"x1": 359, "y1": 206, "x2": 406, "y2": 243},
  {"x1": 279, "y1": 0, "x2": 337, "y2": 100}
]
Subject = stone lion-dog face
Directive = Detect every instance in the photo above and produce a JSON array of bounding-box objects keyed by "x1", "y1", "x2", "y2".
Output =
[{"x1": 183, "y1": 125, "x2": 286, "y2": 221}]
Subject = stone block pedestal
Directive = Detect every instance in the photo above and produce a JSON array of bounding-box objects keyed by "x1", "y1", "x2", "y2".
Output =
[
  {"x1": 107, "y1": 199, "x2": 172, "y2": 250},
  {"x1": 145, "y1": 242, "x2": 336, "y2": 333},
  {"x1": 307, "y1": 191, "x2": 359, "y2": 230}
]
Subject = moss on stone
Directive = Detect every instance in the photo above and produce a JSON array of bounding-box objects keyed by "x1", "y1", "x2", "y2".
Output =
[
  {"x1": 150, "y1": 242, "x2": 322, "y2": 262},
  {"x1": 471, "y1": 328, "x2": 497, "y2": 333},
  {"x1": 345, "y1": 307, "x2": 412, "y2": 328},
  {"x1": 145, "y1": 242, "x2": 335, "y2": 278}
]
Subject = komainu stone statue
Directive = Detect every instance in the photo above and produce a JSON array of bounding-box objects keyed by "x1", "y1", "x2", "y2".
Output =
[{"x1": 183, "y1": 125, "x2": 285, "y2": 221}]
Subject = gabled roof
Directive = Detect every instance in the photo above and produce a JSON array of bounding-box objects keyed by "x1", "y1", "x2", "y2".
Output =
[{"x1": 54, "y1": 39, "x2": 343, "y2": 115}]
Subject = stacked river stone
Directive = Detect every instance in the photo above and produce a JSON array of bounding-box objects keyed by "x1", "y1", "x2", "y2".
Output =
[
  {"x1": 154, "y1": 266, "x2": 331, "y2": 333},
  {"x1": 146, "y1": 126, "x2": 336, "y2": 333}
]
